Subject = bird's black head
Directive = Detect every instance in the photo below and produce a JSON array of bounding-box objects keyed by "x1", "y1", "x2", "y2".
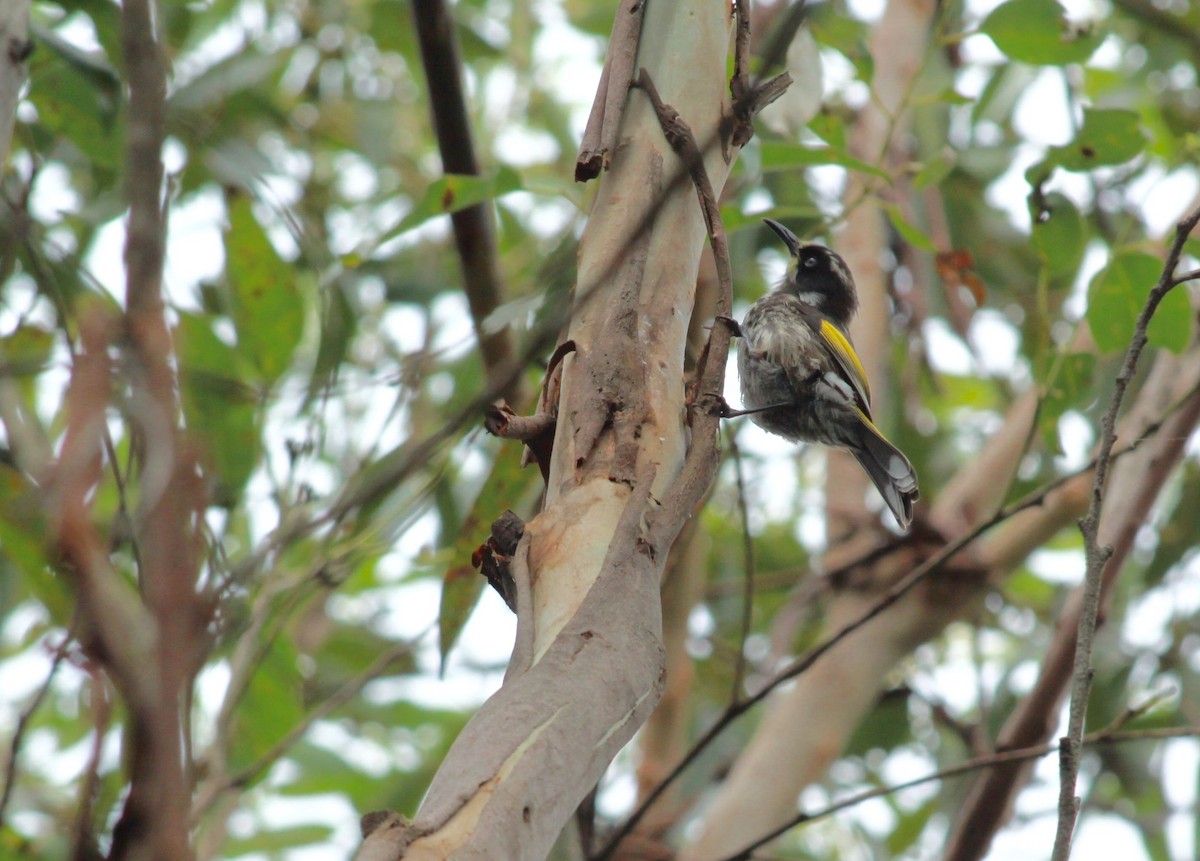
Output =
[{"x1": 763, "y1": 219, "x2": 858, "y2": 328}]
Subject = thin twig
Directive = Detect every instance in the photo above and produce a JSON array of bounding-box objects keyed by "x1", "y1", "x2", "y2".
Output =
[
  {"x1": 70, "y1": 667, "x2": 112, "y2": 860},
  {"x1": 0, "y1": 633, "x2": 72, "y2": 826},
  {"x1": 943, "y1": 358, "x2": 1200, "y2": 861},
  {"x1": 219, "y1": 631, "x2": 428, "y2": 797},
  {"x1": 728, "y1": 432, "x2": 757, "y2": 703},
  {"x1": 718, "y1": 725, "x2": 1200, "y2": 861},
  {"x1": 1171, "y1": 267, "x2": 1200, "y2": 287},
  {"x1": 633, "y1": 68, "x2": 739, "y2": 550},
  {"x1": 1051, "y1": 204, "x2": 1200, "y2": 861}
]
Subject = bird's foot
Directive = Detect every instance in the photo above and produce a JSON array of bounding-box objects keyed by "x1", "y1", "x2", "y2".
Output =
[
  {"x1": 713, "y1": 315, "x2": 742, "y2": 338},
  {"x1": 696, "y1": 393, "x2": 742, "y2": 419}
]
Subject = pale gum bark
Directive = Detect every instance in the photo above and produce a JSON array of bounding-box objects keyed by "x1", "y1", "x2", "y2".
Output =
[
  {"x1": 535, "y1": 0, "x2": 735, "y2": 658},
  {"x1": 387, "y1": 2, "x2": 738, "y2": 859}
]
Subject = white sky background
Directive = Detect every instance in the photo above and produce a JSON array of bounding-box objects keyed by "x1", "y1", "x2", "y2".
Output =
[{"x1": 2, "y1": 0, "x2": 1200, "y2": 858}]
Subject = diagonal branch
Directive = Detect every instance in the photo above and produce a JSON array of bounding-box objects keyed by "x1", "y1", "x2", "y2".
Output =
[
  {"x1": 718, "y1": 725, "x2": 1200, "y2": 861},
  {"x1": 0, "y1": 631, "x2": 72, "y2": 827},
  {"x1": 413, "y1": 0, "x2": 522, "y2": 406}
]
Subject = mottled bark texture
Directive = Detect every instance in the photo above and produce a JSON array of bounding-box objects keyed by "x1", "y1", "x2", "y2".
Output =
[{"x1": 360, "y1": 2, "x2": 741, "y2": 859}]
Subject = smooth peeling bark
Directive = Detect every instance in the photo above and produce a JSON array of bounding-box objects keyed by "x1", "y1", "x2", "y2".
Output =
[{"x1": 384, "y1": 3, "x2": 739, "y2": 859}]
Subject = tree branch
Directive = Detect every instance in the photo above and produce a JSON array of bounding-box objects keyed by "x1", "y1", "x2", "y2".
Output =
[
  {"x1": 0, "y1": 0, "x2": 30, "y2": 170},
  {"x1": 1050, "y1": 203, "x2": 1200, "y2": 861},
  {"x1": 719, "y1": 725, "x2": 1200, "y2": 861},
  {"x1": 576, "y1": 0, "x2": 646, "y2": 182},
  {"x1": 372, "y1": 5, "x2": 744, "y2": 858},
  {"x1": 413, "y1": 0, "x2": 522, "y2": 406},
  {"x1": 945, "y1": 347, "x2": 1200, "y2": 861},
  {"x1": 0, "y1": 631, "x2": 71, "y2": 827}
]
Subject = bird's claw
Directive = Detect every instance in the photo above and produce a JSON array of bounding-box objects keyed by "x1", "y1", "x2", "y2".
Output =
[
  {"x1": 714, "y1": 315, "x2": 742, "y2": 338},
  {"x1": 697, "y1": 393, "x2": 743, "y2": 419}
]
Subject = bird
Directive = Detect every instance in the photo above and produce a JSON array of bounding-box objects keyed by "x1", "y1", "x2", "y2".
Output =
[{"x1": 726, "y1": 218, "x2": 919, "y2": 531}]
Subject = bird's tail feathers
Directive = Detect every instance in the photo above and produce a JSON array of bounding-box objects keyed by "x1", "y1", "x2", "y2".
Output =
[{"x1": 849, "y1": 409, "x2": 919, "y2": 531}]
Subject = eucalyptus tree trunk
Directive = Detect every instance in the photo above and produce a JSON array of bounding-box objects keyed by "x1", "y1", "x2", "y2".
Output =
[{"x1": 358, "y1": 2, "x2": 740, "y2": 858}]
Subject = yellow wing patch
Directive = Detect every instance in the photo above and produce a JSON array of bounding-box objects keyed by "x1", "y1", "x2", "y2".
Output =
[{"x1": 818, "y1": 319, "x2": 872, "y2": 408}]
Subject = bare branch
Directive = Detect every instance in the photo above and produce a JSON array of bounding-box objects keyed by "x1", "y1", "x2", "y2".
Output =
[
  {"x1": 728, "y1": 433, "x2": 756, "y2": 703},
  {"x1": 632, "y1": 68, "x2": 737, "y2": 550},
  {"x1": 0, "y1": 0, "x2": 30, "y2": 169},
  {"x1": 1171, "y1": 267, "x2": 1200, "y2": 287},
  {"x1": 0, "y1": 632, "x2": 71, "y2": 827},
  {"x1": 1051, "y1": 204, "x2": 1200, "y2": 861},
  {"x1": 70, "y1": 667, "x2": 112, "y2": 860},
  {"x1": 718, "y1": 725, "x2": 1200, "y2": 861},
  {"x1": 945, "y1": 350, "x2": 1200, "y2": 861},
  {"x1": 379, "y1": 5, "x2": 743, "y2": 856},
  {"x1": 484, "y1": 403, "x2": 557, "y2": 442},
  {"x1": 110, "y1": 1, "x2": 210, "y2": 856},
  {"x1": 412, "y1": 0, "x2": 522, "y2": 406},
  {"x1": 576, "y1": 0, "x2": 646, "y2": 181}
]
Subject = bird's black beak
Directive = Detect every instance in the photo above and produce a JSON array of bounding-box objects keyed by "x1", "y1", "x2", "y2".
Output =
[{"x1": 762, "y1": 218, "x2": 800, "y2": 256}]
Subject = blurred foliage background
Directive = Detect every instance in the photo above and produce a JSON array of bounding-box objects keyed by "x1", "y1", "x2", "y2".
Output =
[{"x1": 1, "y1": 0, "x2": 1200, "y2": 858}]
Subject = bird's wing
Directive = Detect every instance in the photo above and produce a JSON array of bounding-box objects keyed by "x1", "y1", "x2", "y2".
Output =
[{"x1": 816, "y1": 318, "x2": 873, "y2": 416}]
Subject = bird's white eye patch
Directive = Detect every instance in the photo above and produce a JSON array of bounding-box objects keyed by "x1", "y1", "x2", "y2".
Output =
[{"x1": 803, "y1": 256, "x2": 819, "y2": 268}]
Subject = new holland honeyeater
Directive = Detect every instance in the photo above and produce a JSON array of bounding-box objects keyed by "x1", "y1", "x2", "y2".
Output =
[{"x1": 732, "y1": 219, "x2": 919, "y2": 531}]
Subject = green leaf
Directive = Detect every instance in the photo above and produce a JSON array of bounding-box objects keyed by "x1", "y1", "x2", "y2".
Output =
[
  {"x1": 759, "y1": 141, "x2": 889, "y2": 180},
  {"x1": 845, "y1": 691, "x2": 911, "y2": 755},
  {"x1": 886, "y1": 794, "x2": 938, "y2": 855},
  {"x1": 980, "y1": 0, "x2": 1102, "y2": 65},
  {"x1": 1004, "y1": 567, "x2": 1058, "y2": 610},
  {"x1": 222, "y1": 825, "x2": 335, "y2": 857},
  {"x1": 28, "y1": 30, "x2": 122, "y2": 169},
  {"x1": 1031, "y1": 193, "x2": 1086, "y2": 278},
  {"x1": 306, "y1": 277, "x2": 357, "y2": 404},
  {"x1": 0, "y1": 466, "x2": 61, "y2": 618},
  {"x1": 1054, "y1": 109, "x2": 1147, "y2": 171},
  {"x1": 806, "y1": 111, "x2": 847, "y2": 149},
  {"x1": 809, "y1": 15, "x2": 873, "y2": 81},
  {"x1": 228, "y1": 638, "x2": 306, "y2": 775},
  {"x1": 0, "y1": 325, "x2": 55, "y2": 378},
  {"x1": 1086, "y1": 252, "x2": 1163, "y2": 353},
  {"x1": 912, "y1": 151, "x2": 956, "y2": 189},
  {"x1": 884, "y1": 203, "x2": 936, "y2": 252},
  {"x1": 176, "y1": 312, "x2": 262, "y2": 499},
  {"x1": 225, "y1": 196, "x2": 305, "y2": 383},
  {"x1": 1028, "y1": 110, "x2": 1147, "y2": 189},
  {"x1": 386, "y1": 167, "x2": 524, "y2": 240},
  {"x1": 1039, "y1": 352, "x2": 1096, "y2": 451},
  {"x1": 1147, "y1": 283, "x2": 1191, "y2": 354}
]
